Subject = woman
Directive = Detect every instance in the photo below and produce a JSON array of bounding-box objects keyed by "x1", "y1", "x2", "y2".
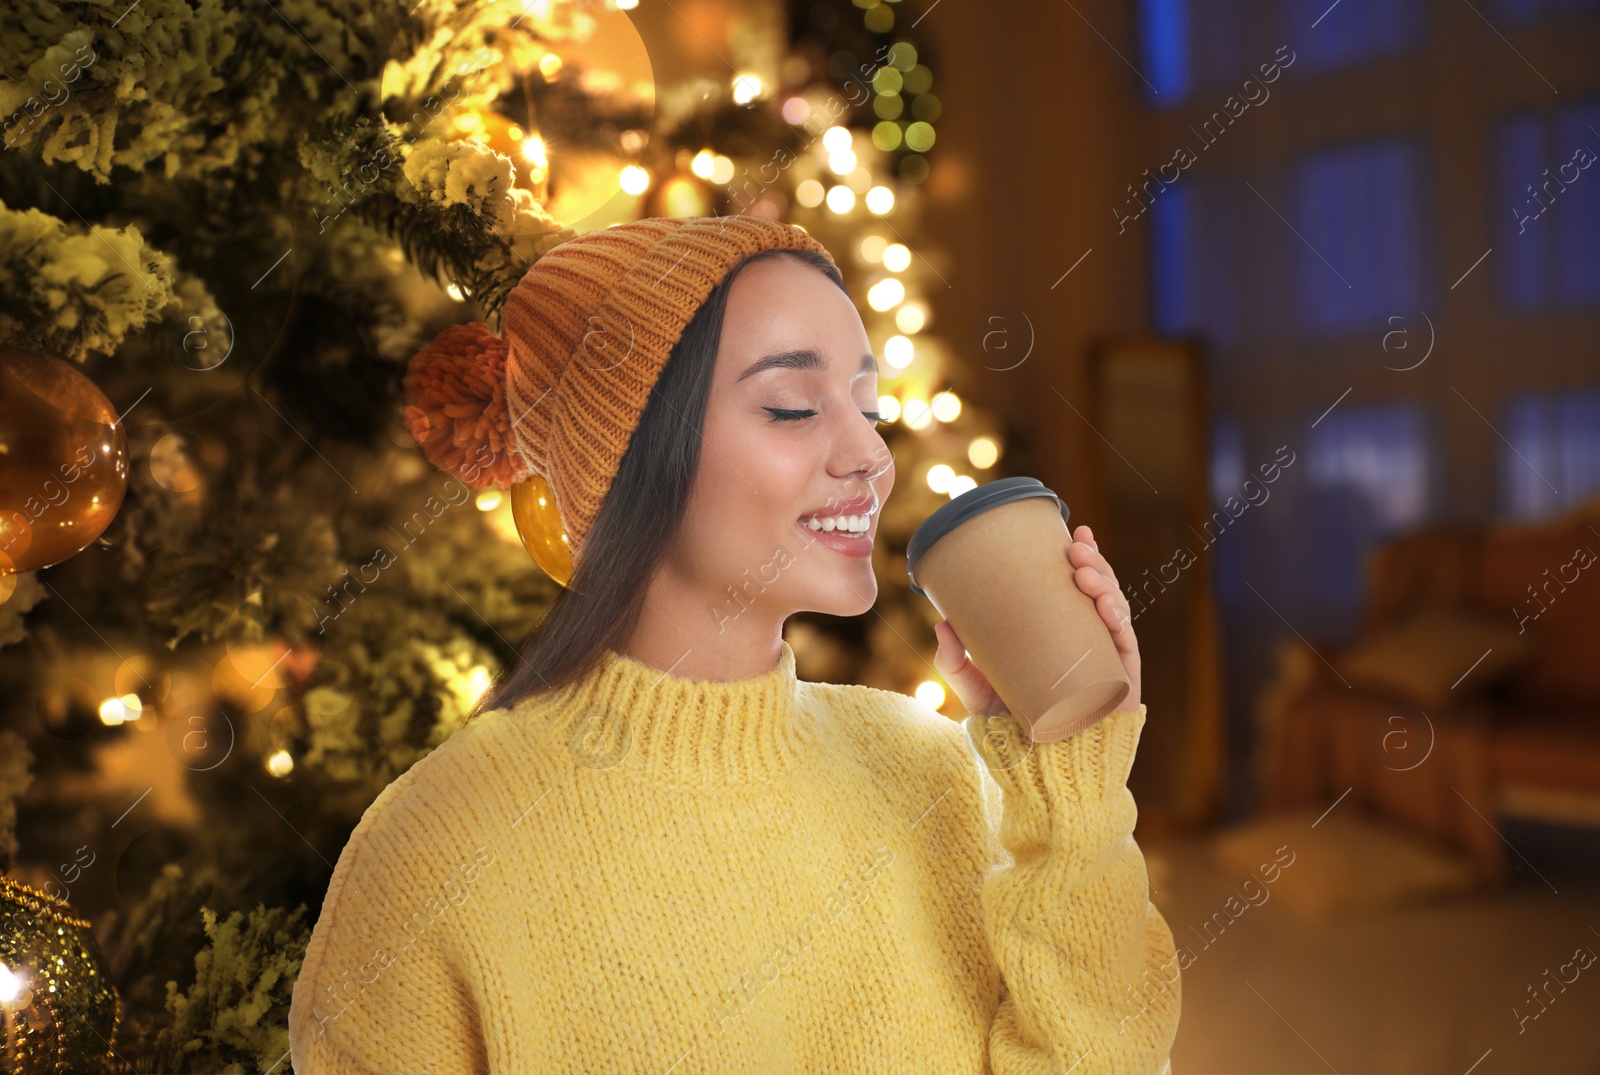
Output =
[{"x1": 287, "y1": 216, "x2": 1180, "y2": 1073}]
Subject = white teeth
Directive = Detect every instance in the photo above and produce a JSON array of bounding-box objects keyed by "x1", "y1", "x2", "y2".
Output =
[{"x1": 802, "y1": 513, "x2": 869, "y2": 533}]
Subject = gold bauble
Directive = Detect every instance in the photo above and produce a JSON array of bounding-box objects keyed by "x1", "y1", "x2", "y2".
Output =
[
  {"x1": 509, "y1": 473, "x2": 574, "y2": 587},
  {"x1": 0, "y1": 346, "x2": 130, "y2": 574},
  {"x1": 0, "y1": 874, "x2": 121, "y2": 1074}
]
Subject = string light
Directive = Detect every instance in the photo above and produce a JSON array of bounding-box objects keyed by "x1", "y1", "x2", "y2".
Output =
[
  {"x1": 895, "y1": 302, "x2": 927, "y2": 333},
  {"x1": 866, "y1": 277, "x2": 904, "y2": 310},
  {"x1": 931, "y1": 390, "x2": 961, "y2": 422},
  {"x1": 948, "y1": 474, "x2": 978, "y2": 496},
  {"x1": 522, "y1": 136, "x2": 548, "y2": 168},
  {"x1": 968, "y1": 436, "x2": 1000, "y2": 469},
  {"x1": 732, "y1": 73, "x2": 763, "y2": 104},
  {"x1": 822, "y1": 126, "x2": 853, "y2": 153},
  {"x1": 98, "y1": 694, "x2": 141, "y2": 726},
  {"x1": 825, "y1": 185, "x2": 855, "y2": 213},
  {"x1": 0, "y1": 964, "x2": 21, "y2": 1003},
  {"x1": 884, "y1": 334, "x2": 914, "y2": 368},
  {"x1": 663, "y1": 176, "x2": 706, "y2": 216},
  {"x1": 905, "y1": 121, "x2": 936, "y2": 152},
  {"x1": 872, "y1": 121, "x2": 903, "y2": 150},
  {"x1": 620, "y1": 165, "x2": 650, "y2": 195},
  {"x1": 903, "y1": 398, "x2": 934, "y2": 430}
]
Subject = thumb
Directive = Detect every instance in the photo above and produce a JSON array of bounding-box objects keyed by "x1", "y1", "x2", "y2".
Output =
[
  {"x1": 931, "y1": 619, "x2": 966, "y2": 676},
  {"x1": 932, "y1": 620, "x2": 995, "y2": 714}
]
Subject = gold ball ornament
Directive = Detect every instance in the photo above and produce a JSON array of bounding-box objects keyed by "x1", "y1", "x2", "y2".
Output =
[
  {"x1": 0, "y1": 875, "x2": 121, "y2": 1074},
  {"x1": 509, "y1": 473, "x2": 574, "y2": 587},
  {"x1": 0, "y1": 346, "x2": 130, "y2": 575}
]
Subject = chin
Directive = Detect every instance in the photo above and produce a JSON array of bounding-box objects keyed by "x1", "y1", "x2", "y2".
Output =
[{"x1": 803, "y1": 570, "x2": 879, "y2": 618}]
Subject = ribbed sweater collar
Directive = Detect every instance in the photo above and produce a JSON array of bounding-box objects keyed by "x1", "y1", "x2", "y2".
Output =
[{"x1": 569, "y1": 639, "x2": 822, "y2": 786}]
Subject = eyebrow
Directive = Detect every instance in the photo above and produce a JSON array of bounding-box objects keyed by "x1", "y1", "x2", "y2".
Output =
[{"x1": 735, "y1": 348, "x2": 878, "y2": 383}]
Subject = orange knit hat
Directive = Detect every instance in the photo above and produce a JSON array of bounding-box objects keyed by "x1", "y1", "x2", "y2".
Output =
[{"x1": 401, "y1": 215, "x2": 836, "y2": 569}]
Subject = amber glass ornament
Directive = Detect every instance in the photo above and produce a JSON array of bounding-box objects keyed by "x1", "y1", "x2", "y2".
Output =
[
  {"x1": 509, "y1": 473, "x2": 573, "y2": 587},
  {"x1": 0, "y1": 346, "x2": 130, "y2": 574}
]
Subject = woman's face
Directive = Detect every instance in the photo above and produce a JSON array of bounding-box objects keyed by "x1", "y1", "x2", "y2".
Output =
[{"x1": 671, "y1": 255, "x2": 895, "y2": 633}]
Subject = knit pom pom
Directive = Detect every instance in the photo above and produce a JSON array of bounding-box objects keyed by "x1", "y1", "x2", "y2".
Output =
[{"x1": 402, "y1": 321, "x2": 531, "y2": 489}]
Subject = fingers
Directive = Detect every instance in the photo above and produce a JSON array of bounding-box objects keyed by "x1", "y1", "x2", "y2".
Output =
[
  {"x1": 1097, "y1": 588, "x2": 1133, "y2": 637},
  {"x1": 1071, "y1": 563, "x2": 1120, "y2": 604},
  {"x1": 1079, "y1": 573, "x2": 1131, "y2": 635},
  {"x1": 1068, "y1": 528, "x2": 1118, "y2": 588},
  {"x1": 1066, "y1": 527, "x2": 1134, "y2": 640}
]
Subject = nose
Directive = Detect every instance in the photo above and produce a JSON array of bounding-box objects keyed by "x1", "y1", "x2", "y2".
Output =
[{"x1": 828, "y1": 411, "x2": 894, "y2": 495}]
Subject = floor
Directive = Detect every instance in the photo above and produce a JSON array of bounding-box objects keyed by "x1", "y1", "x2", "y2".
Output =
[{"x1": 1143, "y1": 818, "x2": 1600, "y2": 1075}]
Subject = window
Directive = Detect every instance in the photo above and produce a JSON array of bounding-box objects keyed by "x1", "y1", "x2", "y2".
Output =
[
  {"x1": 1206, "y1": 414, "x2": 1248, "y2": 606},
  {"x1": 1494, "y1": 99, "x2": 1600, "y2": 313},
  {"x1": 1293, "y1": 0, "x2": 1428, "y2": 74},
  {"x1": 1210, "y1": 414, "x2": 1246, "y2": 507},
  {"x1": 1149, "y1": 138, "x2": 1438, "y2": 341},
  {"x1": 1137, "y1": 0, "x2": 1190, "y2": 101},
  {"x1": 1306, "y1": 401, "x2": 1435, "y2": 532},
  {"x1": 1149, "y1": 176, "x2": 1247, "y2": 347},
  {"x1": 1498, "y1": 387, "x2": 1600, "y2": 519},
  {"x1": 1136, "y1": 0, "x2": 1427, "y2": 107},
  {"x1": 1289, "y1": 137, "x2": 1438, "y2": 335},
  {"x1": 1151, "y1": 180, "x2": 1197, "y2": 335},
  {"x1": 1492, "y1": 0, "x2": 1600, "y2": 26}
]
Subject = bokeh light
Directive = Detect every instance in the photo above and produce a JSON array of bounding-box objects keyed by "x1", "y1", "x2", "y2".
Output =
[
  {"x1": 931, "y1": 390, "x2": 962, "y2": 422},
  {"x1": 968, "y1": 436, "x2": 1000, "y2": 469}
]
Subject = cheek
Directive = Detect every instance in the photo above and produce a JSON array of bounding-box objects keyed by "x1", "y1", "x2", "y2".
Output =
[{"x1": 691, "y1": 419, "x2": 815, "y2": 545}]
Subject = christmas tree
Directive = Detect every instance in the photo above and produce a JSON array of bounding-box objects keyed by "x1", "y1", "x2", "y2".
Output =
[{"x1": 0, "y1": 0, "x2": 1002, "y2": 1069}]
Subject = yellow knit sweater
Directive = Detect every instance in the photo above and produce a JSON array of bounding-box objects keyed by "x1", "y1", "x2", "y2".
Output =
[{"x1": 287, "y1": 640, "x2": 1181, "y2": 1073}]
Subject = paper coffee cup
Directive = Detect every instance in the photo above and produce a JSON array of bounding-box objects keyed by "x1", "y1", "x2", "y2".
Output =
[{"x1": 907, "y1": 477, "x2": 1130, "y2": 742}]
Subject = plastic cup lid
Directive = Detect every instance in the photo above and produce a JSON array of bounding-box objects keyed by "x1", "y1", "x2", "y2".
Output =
[{"x1": 905, "y1": 476, "x2": 1069, "y2": 597}]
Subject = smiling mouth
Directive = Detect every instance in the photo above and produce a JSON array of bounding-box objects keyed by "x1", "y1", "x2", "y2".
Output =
[{"x1": 797, "y1": 514, "x2": 872, "y2": 536}]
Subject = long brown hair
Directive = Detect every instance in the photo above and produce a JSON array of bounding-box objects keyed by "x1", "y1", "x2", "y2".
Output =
[{"x1": 466, "y1": 246, "x2": 847, "y2": 720}]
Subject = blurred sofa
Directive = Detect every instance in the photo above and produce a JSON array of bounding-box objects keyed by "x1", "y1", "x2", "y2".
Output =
[{"x1": 1256, "y1": 496, "x2": 1600, "y2": 889}]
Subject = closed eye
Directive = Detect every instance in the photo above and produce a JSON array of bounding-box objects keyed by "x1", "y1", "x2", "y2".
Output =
[{"x1": 765, "y1": 407, "x2": 885, "y2": 425}]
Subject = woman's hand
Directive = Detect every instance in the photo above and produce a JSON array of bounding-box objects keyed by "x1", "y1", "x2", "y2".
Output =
[{"x1": 932, "y1": 524, "x2": 1141, "y2": 717}]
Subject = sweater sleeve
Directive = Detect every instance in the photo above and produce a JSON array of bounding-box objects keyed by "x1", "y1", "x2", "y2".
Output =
[
  {"x1": 288, "y1": 777, "x2": 492, "y2": 1075},
  {"x1": 963, "y1": 703, "x2": 1181, "y2": 1075}
]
